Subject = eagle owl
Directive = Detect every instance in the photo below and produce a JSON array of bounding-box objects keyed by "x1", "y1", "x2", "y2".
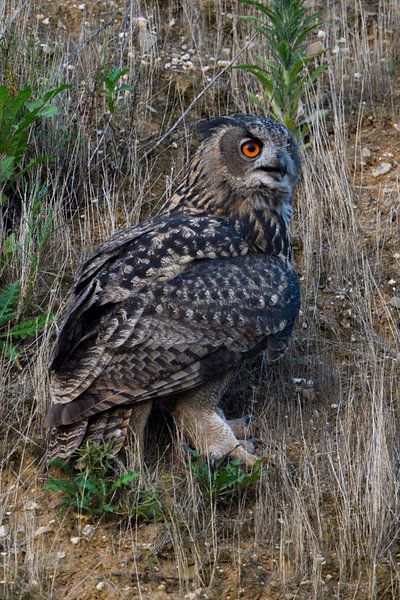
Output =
[{"x1": 46, "y1": 114, "x2": 301, "y2": 467}]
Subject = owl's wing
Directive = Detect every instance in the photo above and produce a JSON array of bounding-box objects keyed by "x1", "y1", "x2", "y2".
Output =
[
  {"x1": 47, "y1": 253, "x2": 300, "y2": 427},
  {"x1": 48, "y1": 214, "x2": 249, "y2": 407}
]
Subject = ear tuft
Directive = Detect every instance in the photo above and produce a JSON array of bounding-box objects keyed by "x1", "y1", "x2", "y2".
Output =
[{"x1": 196, "y1": 116, "x2": 237, "y2": 139}]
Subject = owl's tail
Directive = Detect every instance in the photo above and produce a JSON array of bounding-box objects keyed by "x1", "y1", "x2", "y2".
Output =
[{"x1": 46, "y1": 403, "x2": 133, "y2": 461}]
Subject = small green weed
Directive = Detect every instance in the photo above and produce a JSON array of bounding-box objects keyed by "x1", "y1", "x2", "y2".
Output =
[
  {"x1": 237, "y1": 0, "x2": 328, "y2": 139},
  {"x1": 0, "y1": 82, "x2": 70, "y2": 201},
  {"x1": 0, "y1": 280, "x2": 52, "y2": 364},
  {"x1": 45, "y1": 441, "x2": 163, "y2": 522},
  {"x1": 188, "y1": 450, "x2": 264, "y2": 500},
  {"x1": 100, "y1": 66, "x2": 134, "y2": 116},
  {"x1": 0, "y1": 82, "x2": 70, "y2": 318}
]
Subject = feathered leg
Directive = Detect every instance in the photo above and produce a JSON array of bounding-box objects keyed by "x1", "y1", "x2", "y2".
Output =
[{"x1": 172, "y1": 376, "x2": 257, "y2": 467}]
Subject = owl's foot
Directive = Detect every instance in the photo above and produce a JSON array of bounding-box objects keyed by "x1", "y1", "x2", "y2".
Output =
[
  {"x1": 237, "y1": 437, "x2": 261, "y2": 455},
  {"x1": 174, "y1": 405, "x2": 258, "y2": 469},
  {"x1": 225, "y1": 415, "x2": 251, "y2": 438},
  {"x1": 209, "y1": 441, "x2": 258, "y2": 469}
]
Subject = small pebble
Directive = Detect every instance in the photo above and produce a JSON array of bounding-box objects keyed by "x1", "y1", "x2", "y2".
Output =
[
  {"x1": 96, "y1": 581, "x2": 105, "y2": 591},
  {"x1": 389, "y1": 297, "x2": 400, "y2": 308},
  {"x1": 24, "y1": 501, "x2": 40, "y2": 511},
  {"x1": 82, "y1": 524, "x2": 95, "y2": 537},
  {"x1": 371, "y1": 162, "x2": 392, "y2": 177},
  {"x1": 361, "y1": 146, "x2": 371, "y2": 159},
  {"x1": 0, "y1": 526, "x2": 9, "y2": 539},
  {"x1": 70, "y1": 536, "x2": 80, "y2": 545},
  {"x1": 306, "y1": 41, "x2": 324, "y2": 56}
]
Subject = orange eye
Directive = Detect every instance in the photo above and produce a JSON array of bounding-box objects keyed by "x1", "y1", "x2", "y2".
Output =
[{"x1": 240, "y1": 140, "x2": 262, "y2": 159}]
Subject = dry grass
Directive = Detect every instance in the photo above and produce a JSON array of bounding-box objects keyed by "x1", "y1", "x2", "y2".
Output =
[{"x1": 0, "y1": 0, "x2": 399, "y2": 598}]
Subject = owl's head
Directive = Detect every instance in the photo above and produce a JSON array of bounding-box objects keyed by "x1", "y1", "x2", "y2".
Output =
[{"x1": 194, "y1": 114, "x2": 300, "y2": 219}]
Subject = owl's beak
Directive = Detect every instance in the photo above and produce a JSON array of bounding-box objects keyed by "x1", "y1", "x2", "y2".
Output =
[{"x1": 257, "y1": 151, "x2": 289, "y2": 179}]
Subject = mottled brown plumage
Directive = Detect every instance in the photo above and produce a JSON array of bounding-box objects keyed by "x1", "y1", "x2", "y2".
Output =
[{"x1": 46, "y1": 114, "x2": 301, "y2": 465}]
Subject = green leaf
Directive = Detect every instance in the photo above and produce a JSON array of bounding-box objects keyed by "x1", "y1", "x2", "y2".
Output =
[
  {"x1": 111, "y1": 470, "x2": 140, "y2": 492},
  {"x1": 17, "y1": 84, "x2": 71, "y2": 133},
  {"x1": 100, "y1": 503, "x2": 117, "y2": 513},
  {"x1": 0, "y1": 86, "x2": 31, "y2": 134},
  {"x1": 77, "y1": 478, "x2": 99, "y2": 495},
  {"x1": 25, "y1": 99, "x2": 46, "y2": 112},
  {"x1": 0, "y1": 85, "x2": 12, "y2": 107},
  {"x1": 40, "y1": 105, "x2": 59, "y2": 118},
  {"x1": 0, "y1": 156, "x2": 16, "y2": 183},
  {"x1": 0, "y1": 281, "x2": 20, "y2": 326},
  {"x1": 7, "y1": 312, "x2": 54, "y2": 340},
  {"x1": 235, "y1": 64, "x2": 275, "y2": 93},
  {"x1": 3, "y1": 233, "x2": 18, "y2": 258},
  {"x1": 44, "y1": 479, "x2": 77, "y2": 495}
]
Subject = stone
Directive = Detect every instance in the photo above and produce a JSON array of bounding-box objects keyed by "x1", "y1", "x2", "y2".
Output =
[
  {"x1": 24, "y1": 501, "x2": 40, "y2": 511},
  {"x1": 389, "y1": 297, "x2": 400, "y2": 308},
  {"x1": 0, "y1": 525, "x2": 8, "y2": 538},
  {"x1": 70, "y1": 536, "x2": 80, "y2": 544},
  {"x1": 306, "y1": 41, "x2": 324, "y2": 56},
  {"x1": 82, "y1": 524, "x2": 95, "y2": 537},
  {"x1": 371, "y1": 162, "x2": 392, "y2": 177},
  {"x1": 34, "y1": 525, "x2": 54, "y2": 537},
  {"x1": 361, "y1": 146, "x2": 371, "y2": 159}
]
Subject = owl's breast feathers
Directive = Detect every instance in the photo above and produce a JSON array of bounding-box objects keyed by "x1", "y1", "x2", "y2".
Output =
[{"x1": 47, "y1": 211, "x2": 300, "y2": 427}]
